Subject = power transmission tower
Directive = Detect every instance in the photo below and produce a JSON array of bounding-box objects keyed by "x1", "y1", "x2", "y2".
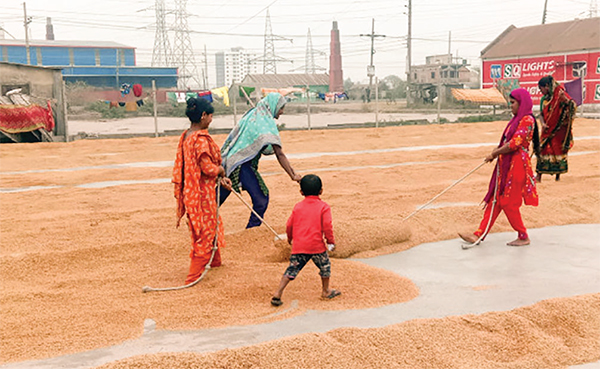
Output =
[
  {"x1": 172, "y1": 0, "x2": 202, "y2": 89},
  {"x1": 151, "y1": 0, "x2": 171, "y2": 67},
  {"x1": 305, "y1": 28, "x2": 316, "y2": 74},
  {"x1": 542, "y1": 0, "x2": 548, "y2": 24},
  {"x1": 360, "y1": 18, "x2": 385, "y2": 102},
  {"x1": 305, "y1": 28, "x2": 325, "y2": 74},
  {"x1": 590, "y1": 0, "x2": 598, "y2": 17},
  {"x1": 260, "y1": 8, "x2": 292, "y2": 74}
]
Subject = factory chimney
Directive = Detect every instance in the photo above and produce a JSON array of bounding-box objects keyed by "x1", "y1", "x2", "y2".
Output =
[
  {"x1": 329, "y1": 21, "x2": 344, "y2": 92},
  {"x1": 46, "y1": 17, "x2": 54, "y2": 40}
]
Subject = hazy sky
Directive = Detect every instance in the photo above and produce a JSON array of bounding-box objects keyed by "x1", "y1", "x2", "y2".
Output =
[{"x1": 1, "y1": 0, "x2": 596, "y2": 87}]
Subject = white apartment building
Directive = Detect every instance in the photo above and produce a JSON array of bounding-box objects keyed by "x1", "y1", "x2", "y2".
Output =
[{"x1": 215, "y1": 47, "x2": 259, "y2": 87}]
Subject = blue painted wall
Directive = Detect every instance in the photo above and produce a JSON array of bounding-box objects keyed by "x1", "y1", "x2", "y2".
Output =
[{"x1": 1, "y1": 45, "x2": 177, "y2": 88}]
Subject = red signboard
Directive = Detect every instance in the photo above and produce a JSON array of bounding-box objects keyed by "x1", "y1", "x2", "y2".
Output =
[{"x1": 482, "y1": 51, "x2": 600, "y2": 104}]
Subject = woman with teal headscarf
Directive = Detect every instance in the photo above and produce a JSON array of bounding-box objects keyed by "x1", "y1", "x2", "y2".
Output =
[{"x1": 219, "y1": 93, "x2": 302, "y2": 228}]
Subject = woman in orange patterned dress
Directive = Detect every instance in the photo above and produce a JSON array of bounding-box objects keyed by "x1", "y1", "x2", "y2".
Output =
[
  {"x1": 172, "y1": 97, "x2": 232, "y2": 284},
  {"x1": 459, "y1": 88, "x2": 539, "y2": 246}
]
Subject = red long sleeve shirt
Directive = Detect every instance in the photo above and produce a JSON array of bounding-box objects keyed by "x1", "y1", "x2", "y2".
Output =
[{"x1": 286, "y1": 196, "x2": 335, "y2": 254}]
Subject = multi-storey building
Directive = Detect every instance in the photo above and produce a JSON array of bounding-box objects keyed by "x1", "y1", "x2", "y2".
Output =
[{"x1": 215, "y1": 47, "x2": 259, "y2": 87}]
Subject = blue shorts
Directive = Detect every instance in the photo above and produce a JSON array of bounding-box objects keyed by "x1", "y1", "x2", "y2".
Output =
[{"x1": 284, "y1": 252, "x2": 331, "y2": 279}]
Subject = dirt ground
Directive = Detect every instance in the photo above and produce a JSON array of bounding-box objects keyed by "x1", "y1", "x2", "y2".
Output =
[{"x1": 1, "y1": 118, "x2": 599, "y2": 367}]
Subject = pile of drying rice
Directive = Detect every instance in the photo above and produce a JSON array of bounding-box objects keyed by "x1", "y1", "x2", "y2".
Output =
[{"x1": 96, "y1": 294, "x2": 600, "y2": 369}]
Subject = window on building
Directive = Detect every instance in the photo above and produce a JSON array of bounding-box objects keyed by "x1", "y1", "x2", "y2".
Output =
[
  {"x1": 413, "y1": 73, "x2": 417, "y2": 80},
  {"x1": 450, "y1": 71, "x2": 455, "y2": 78},
  {"x1": 431, "y1": 72, "x2": 435, "y2": 79},
  {"x1": 2, "y1": 84, "x2": 30, "y2": 95}
]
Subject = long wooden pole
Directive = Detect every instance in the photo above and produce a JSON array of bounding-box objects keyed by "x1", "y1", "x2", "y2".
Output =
[
  {"x1": 232, "y1": 82, "x2": 238, "y2": 126},
  {"x1": 375, "y1": 77, "x2": 379, "y2": 128},
  {"x1": 240, "y1": 86, "x2": 255, "y2": 108},
  {"x1": 306, "y1": 84, "x2": 311, "y2": 130},
  {"x1": 152, "y1": 80, "x2": 158, "y2": 138}
]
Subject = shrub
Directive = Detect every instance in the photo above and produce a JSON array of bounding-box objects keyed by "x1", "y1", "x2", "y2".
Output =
[{"x1": 87, "y1": 101, "x2": 126, "y2": 119}]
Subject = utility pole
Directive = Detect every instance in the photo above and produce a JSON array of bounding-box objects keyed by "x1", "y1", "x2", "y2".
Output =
[
  {"x1": 360, "y1": 18, "x2": 385, "y2": 102},
  {"x1": 23, "y1": 2, "x2": 31, "y2": 65},
  {"x1": 406, "y1": 0, "x2": 412, "y2": 106},
  {"x1": 204, "y1": 44, "x2": 209, "y2": 89},
  {"x1": 542, "y1": 0, "x2": 548, "y2": 24},
  {"x1": 448, "y1": 31, "x2": 451, "y2": 61}
]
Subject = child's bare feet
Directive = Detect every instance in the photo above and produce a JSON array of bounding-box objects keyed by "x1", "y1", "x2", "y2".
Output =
[
  {"x1": 322, "y1": 289, "x2": 341, "y2": 300},
  {"x1": 458, "y1": 232, "x2": 478, "y2": 244},
  {"x1": 507, "y1": 238, "x2": 530, "y2": 246}
]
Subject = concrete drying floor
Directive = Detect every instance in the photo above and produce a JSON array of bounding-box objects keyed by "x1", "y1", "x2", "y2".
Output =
[
  {"x1": 1, "y1": 224, "x2": 598, "y2": 369},
  {"x1": 2, "y1": 119, "x2": 599, "y2": 368}
]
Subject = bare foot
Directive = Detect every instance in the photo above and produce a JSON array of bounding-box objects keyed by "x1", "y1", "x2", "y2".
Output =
[
  {"x1": 555, "y1": 174, "x2": 560, "y2": 181},
  {"x1": 507, "y1": 238, "x2": 530, "y2": 246},
  {"x1": 458, "y1": 232, "x2": 478, "y2": 244}
]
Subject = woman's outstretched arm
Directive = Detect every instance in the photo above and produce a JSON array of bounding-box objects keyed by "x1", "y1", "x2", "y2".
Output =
[{"x1": 273, "y1": 144, "x2": 301, "y2": 182}]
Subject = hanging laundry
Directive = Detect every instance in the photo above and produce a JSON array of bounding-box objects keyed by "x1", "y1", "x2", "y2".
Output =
[
  {"x1": 198, "y1": 90, "x2": 213, "y2": 103},
  {"x1": 210, "y1": 86, "x2": 229, "y2": 106},
  {"x1": 132, "y1": 84, "x2": 143, "y2": 97},
  {"x1": 125, "y1": 101, "x2": 138, "y2": 112},
  {"x1": 166, "y1": 92, "x2": 178, "y2": 104},
  {"x1": 239, "y1": 86, "x2": 255, "y2": 98},
  {"x1": 185, "y1": 92, "x2": 198, "y2": 100},
  {"x1": 118, "y1": 102, "x2": 126, "y2": 107},
  {"x1": 136, "y1": 99, "x2": 144, "y2": 107},
  {"x1": 109, "y1": 101, "x2": 119, "y2": 109},
  {"x1": 261, "y1": 87, "x2": 302, "y2": 97},
  {"x1": 120, "y1": 83, "x2": 132, "y2": 97}
]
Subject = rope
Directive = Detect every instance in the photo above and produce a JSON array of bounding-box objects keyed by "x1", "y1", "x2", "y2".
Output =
[
  {"x1": 231, "y1": 189, "x2": 283, "y2": 240},
  {"x1": 462, "y1": 164, "x2": 500, "y2": 250},
  {"x1": 142, "y1": 182, "x2": 222, "y2": 293},
  {"x1": 401, "y1": 161, "x2": 487, "y2": 223}
]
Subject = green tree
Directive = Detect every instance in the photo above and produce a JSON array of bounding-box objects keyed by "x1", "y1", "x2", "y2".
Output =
[
  {"x1": 381, "y1": 75, "x2": 407, "y2": 99},
  {"x1": 343, "y1": 78, "x2": 354, "y2": 92}
]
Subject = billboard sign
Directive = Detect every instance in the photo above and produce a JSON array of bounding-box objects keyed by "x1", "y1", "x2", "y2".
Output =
[{"x1": 482, "y1": 51, "x2": 600, "y2": 104}]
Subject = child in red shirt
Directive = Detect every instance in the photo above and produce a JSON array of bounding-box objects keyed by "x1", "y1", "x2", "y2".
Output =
[{"x1": 271, "y1": 174, "x2": 341, "y2": 307}]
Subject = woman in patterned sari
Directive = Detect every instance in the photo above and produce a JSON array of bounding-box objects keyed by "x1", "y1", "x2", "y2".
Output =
[
  {"x1": 172, "y1": 97, "x2": 232, "y2": 284},
  {"x1": 459, "y1": 88, "x2": 539, "y2": 246},
  {"x1": 219, "y1": 92, "x2": 301, "y2": 228},
  {"x1": 535, "y1": 75, "x2": 577, "y2": 182}
]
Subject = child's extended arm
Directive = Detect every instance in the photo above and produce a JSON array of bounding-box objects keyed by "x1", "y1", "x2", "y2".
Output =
[
  {"x1": 322, "y1": 204, "x2": 335, "y2": 246},
  {"x1": 285, "y1": 211, "x2": 294, "y2": 245}
]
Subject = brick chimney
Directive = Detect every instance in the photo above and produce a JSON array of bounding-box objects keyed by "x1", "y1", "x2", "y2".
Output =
[
  {"x1": 329, "y1": 21, "x2": 344, "y2": 92},
  {"x1": 46, "y1": 17, "x2": 54, "y2": 40}
]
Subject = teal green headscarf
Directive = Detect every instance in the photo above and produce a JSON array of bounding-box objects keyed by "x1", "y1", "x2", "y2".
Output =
[{"x1": 221, "y1": 93, "x2": 286, "y2": 176}]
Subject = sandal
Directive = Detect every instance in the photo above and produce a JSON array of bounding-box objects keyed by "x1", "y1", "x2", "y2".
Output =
[
  {"x1": 323, "y1": 289, "x2": 341, "y2": 300},
  {"x1": 271, "y1": 297, "x2": 283, "y2": 307}
]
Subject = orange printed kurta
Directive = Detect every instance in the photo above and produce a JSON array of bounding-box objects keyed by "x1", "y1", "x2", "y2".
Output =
[{"x1": 172, "y1": 129, "x2": 225, "y2": 271}]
